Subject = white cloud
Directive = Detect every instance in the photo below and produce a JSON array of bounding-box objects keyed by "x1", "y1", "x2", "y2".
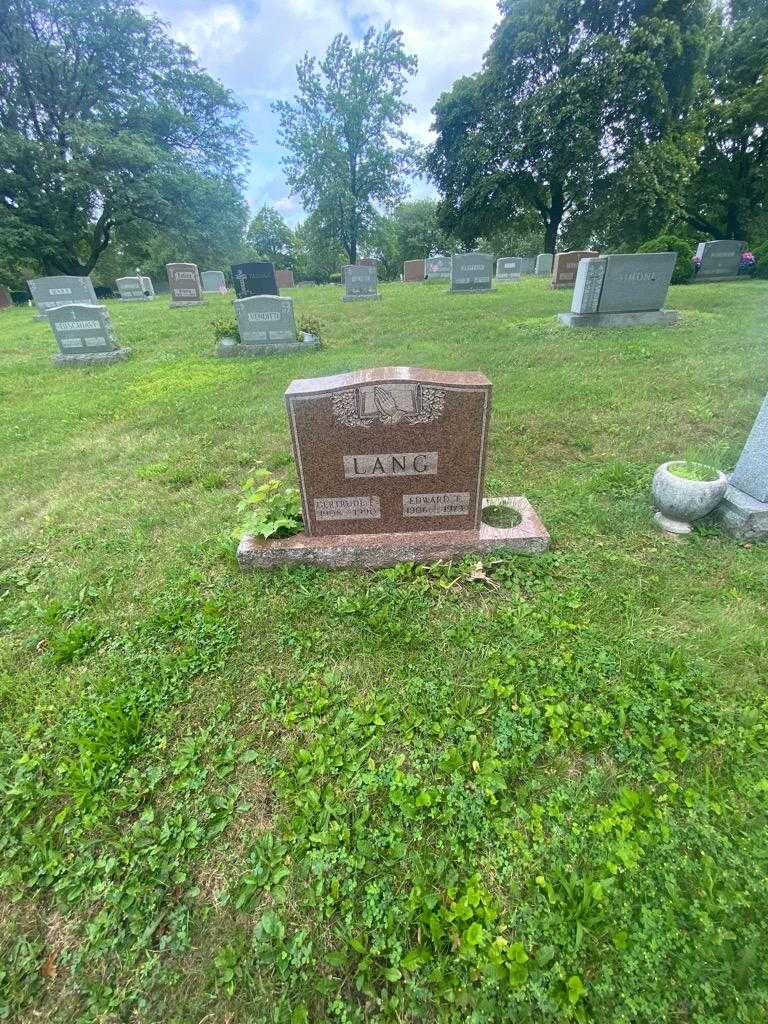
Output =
[{"x1": 141, "y1": 0, "x2": 499, "y2": 223}]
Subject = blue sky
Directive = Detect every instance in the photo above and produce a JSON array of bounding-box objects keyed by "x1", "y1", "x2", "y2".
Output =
[{"x1": 141, "y1": 0, "x2": 500, "y2": 225}]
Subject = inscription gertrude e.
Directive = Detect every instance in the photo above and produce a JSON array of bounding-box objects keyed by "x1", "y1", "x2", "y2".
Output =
[{"x1": 285, "y1": 368, "x2": 491, "y2": 537}]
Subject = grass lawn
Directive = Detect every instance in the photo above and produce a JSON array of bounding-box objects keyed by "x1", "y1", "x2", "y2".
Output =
[{"x1": 1, "y1": 278, "x2": 767, "y2": 1023}]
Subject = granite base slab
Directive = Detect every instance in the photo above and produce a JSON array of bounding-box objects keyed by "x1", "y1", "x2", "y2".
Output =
[
  {"x1": 448, "y1": 288, "x2": 495, "y2": 295},
  {"x1": 342, "y1": 294, "x2": 382, "y2": 302},
  {"x1": 558, "y1": 309, "x2": 679, "y2": 328},
  {"x1": 53, "y1": 347, "x2": 132, "y2": 367},
  {"x1": 237, "y1": 496, "x2": 549, "y2": 571},
  {"x1": 216, "y1": 333, "x2": 319, "y2": 357},
  {"x1": 170, "y1": 300, "x2": 206, "y2": 308},
  {"x1": 717, "y1": 486, "x2": 768, "y2": 540}
]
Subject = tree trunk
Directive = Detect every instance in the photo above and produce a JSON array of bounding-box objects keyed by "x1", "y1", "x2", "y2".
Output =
[{"x1": 543, "y1": 181, "x2": 564, "y2": 253}]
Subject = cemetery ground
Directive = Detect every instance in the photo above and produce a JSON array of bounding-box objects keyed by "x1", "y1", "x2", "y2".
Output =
[{"x1": 1, "y1": 278, "x2": 768, "y2": 1024}]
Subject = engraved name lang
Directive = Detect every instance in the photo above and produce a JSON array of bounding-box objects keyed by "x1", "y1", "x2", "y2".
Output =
[{"x1": 343, "y1": 452, "x2": 438, "y2": 478}]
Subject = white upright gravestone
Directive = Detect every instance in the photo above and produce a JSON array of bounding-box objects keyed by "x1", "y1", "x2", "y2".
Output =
[{"x1": 116, "y1": 276, "x2": 153, "y2": 301}]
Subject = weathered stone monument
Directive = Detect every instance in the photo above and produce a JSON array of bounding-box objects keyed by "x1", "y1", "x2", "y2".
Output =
[
  {"x1": 695, "y1": 240, "x2": 744, "y2": 282},
  {"x1": 403, "y1": 260, "x2": 426, "y2": 282},
  {"x1": 167, "y1": 263, "x2": 204, "y2": 306},
  {"x1": 276, "y1": 269, "x2": 295, "y2": 289},
  {"x1": 343, "y1": 264, "x2": 381, "y2": 301},
  {"x1": 535, "y1": 253, "x2": 554, "y2": 276},
  {"x1": 496, "y1": 257, "x2": 535, "y2": 281},
  {"x1": 426, "y1": 256, "x2": 451, "y2": 280},
  {"x1": 232, "y1": 261, "x2": 279, "y2": 298},
  {"x1": 237, "y1": 367, "x2": 549, "y2": 569},
  {"x1": 28, "y1": 276, "x2": 98, "y2": 320},
  {"x1": 718, "y1": 394, "x2": 768, "y2": 540},
  {"x1": 551, "y1": 250, "x2": 599, "y2": 289},
  {"x1": 558, "y1": 252, "x2": 678, "y2": 327},
  {"x1": 450, "y1": 253, "x2": 493, "y2": 293},
  {"x1": 0, "y1": 286, "x2": 11, "y2": 309},
  {"x1": 217, "y1": 295, "x2": 319, "y2": 357},
  {"x1": 116, "y1": 276, "x2": 153, "y2": 301},
  {"x1": 201, "y1": 270, "x2": 227, "y2": 293},
  {"x1": 47, "y1": 304, "x2": 131, "y2": 366}
]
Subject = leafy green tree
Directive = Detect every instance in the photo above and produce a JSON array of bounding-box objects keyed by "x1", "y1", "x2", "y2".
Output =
[
  {"x1": 428, "y1": 0, "x2": 708, "y2": 253},
  {"x1": 0, "y1": 0, "x2": 248, "y2": 277},
  {"x1": 245, "y1": 205, "x2": 295, "y2": 269},
  {"x1": 292, "y1": 212, "x2": 346, "y2": 283},
  {"x1": 686, "y1": 0, "x2": 768, "y2": 241},
  {"x1": 274, "y1": 25, "x2": 420, "y2": 264}
]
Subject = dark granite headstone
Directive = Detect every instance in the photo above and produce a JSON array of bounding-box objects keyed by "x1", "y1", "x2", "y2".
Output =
[
  {"x1": 551, "y1": 250, "x2": 599, "y2": 289},
  {"x1": 403, "y1": 260, "x2": 426, "y2": 282},
  {"x1": 0, "y1": 286, "x2": 11, "y2": 309},
  {"x1": 231, "y1": 261, "x2": 278, "y2": 298},
  {"x1": 450, "y1": 253, "x2": 493, "y2": 293},
  {"x1": 695, "y1": 240, "x2": 744, "y2": 282},
  {"x1": 167, "y1": 263, "x2": 204, "y2": 305}
]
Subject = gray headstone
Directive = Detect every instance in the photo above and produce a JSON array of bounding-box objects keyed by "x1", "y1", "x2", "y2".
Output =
[
  {"x1": 426, "y1": 256, "x2": 451, "y2": 279},
  {"x1": 201, "y1": 270, "x2": 227, "y2": 293},
  {"x1": 141, "y1": 276, "x2": 155, "y2": 298},
  {"x1": 235, "y1": 295, "x2": 297, "y2": 346},
  {"x1": 343, "y1": 264, "x2": 380, "y2": 301},
  {"x1": 695, "y1": 240, "x2": 743, "y2": 281},
  {"x1": 495, "y1": 257, "x2": 535, "y2": 281},
  {"x1": 450, "y1": 253, "x2": 493, "y2": 293},
  {"x1": 730, "y1": 394, "x2": 768, "y2": 502},
  {"x1": 47, "y1": 303, "x2": 118, "y2": 355},
  {"x1": 167, "y1": 263, "x2": 204, "y2": 305},
  {"x1": 535, "y1": 253, "x2": 553, "y2": 276},
  {"x1": 28, "y1": 276, "x2": 98, "y2": 316},
  {"x1": 571, "y1": 253, "x2": 676, "y2": 314},
  {"x1": 116, "y1": 276, "x2": 152, "y2": 301}
]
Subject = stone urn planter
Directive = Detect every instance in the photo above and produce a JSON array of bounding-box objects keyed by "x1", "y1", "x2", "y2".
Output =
[{"x1": 651, "y1": 461, "x2": 727, "y2": 534}]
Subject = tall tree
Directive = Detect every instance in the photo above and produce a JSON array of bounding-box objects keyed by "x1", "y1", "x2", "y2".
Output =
[
  {"x1": 274, "y1": 25, "x2": 419, "y2": 264},
  {"x1": 686, "y1": 0, "x2": 768, "y2": 240},
  {"x1": 246, "y1": 205, "x2": 295, "y2": 269},
  {"x1": 428, "y1": 0, "x2": 708, "y2": 253},
  {"x1": 0, "y1": 0, "x2": 248, "y2": 277}
]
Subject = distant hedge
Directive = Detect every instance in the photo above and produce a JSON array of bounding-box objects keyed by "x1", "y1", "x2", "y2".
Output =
[
  {"x1": 752, "y1": 240, "x2": 768, "y2": 278},
  {"x1": 637, "y1": 235, "x2": 695, "y2": 284}
]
